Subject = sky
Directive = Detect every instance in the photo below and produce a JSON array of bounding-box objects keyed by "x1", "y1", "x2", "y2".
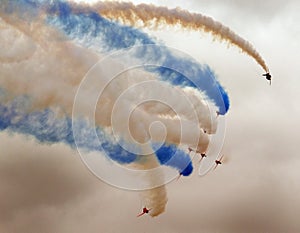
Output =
[{"x1": 1, "y1": 0, "x2": 300, "y2": 232}]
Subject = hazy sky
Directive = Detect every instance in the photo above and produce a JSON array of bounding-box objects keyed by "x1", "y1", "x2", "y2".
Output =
[{"x1": 1, "y1": 0, "x2": 300, "y2": 232}]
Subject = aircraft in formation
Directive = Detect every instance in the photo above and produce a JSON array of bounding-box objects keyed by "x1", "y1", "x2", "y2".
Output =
[
  {"x1": 188, "y1": 147, "x2": 206, "y2": 161},
  {"x1": 138, "y1": 151, "x2": 226, "y2": 216},
  {"x1": 263, "y1": 72, "x2": 272, "y2": 85},
  {"x1": 187, "y1": 147, "x2": 226, "y2": 170},
  {"x1": 137, "y1": 207, "x2": 151, "y2": 217},
  {"x1": 214, "y1": 154, "x2": 225, "y2": 170},
  {"x1": 136, "y1": 71, "x2": 271, "y2": 216}
]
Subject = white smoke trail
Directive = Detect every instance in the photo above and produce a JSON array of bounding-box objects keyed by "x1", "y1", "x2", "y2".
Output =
[
  {"x1": 0, "y1": 13, "x2": 217, "y2": 216},
  {"x1": 131, "y1": 144, "x2": 168, "y2": 217},
  {"x1": 91, "y1": 1, "x2": 269, "y2": 72}
]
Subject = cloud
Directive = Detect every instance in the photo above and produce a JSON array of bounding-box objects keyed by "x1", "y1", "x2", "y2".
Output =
[{"x1": 0, "y1": 133, "x2": 102, "y2": 228}]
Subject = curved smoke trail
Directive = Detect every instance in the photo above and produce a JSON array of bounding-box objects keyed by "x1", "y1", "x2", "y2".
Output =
[
  {"x1": 45, "y1": 1, "x2": 230, "y2": 114},
  {"x1": 0, "y1": 0, "x2": 242, "y2": 217},
  {"x1": 92, "y1": 1, "x2": 269, "y2": 73}
]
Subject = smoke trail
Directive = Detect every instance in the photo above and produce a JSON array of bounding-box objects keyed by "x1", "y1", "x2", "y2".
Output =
[
  {"x1": 140, "y1": 185, "x2": 168, "y2": 217},
  {"x1": 0, "y1": 92, "x2": 139, "y2": 164},
  {"x1": 93, "y1": 1, "x2": 269, "y2": 73},
  {"x1": 0, "y1": 0, "x2": 229, "y2": 217},
  {"x1": 0, "y1": 18, "x2": 36, "y2": 64},
  {"x1": 154, "y1": 143, "x2": 193, "y2": 176},
  {"x1": 132, "y1": 144, "x2": 168, "y2": 217},
  {"x1": 44, "y1": 0, "x2": 230, "y2": 114}
]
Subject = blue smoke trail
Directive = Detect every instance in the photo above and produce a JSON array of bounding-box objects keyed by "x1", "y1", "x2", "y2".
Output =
[
  {"x1": 0, "y1": 0, "x2": 230, "y2": 175},
  {"x1": 0, "y1": 92, "x2": 137, "y2": 164},
  {"x1": 0, "y1": 91, "x2": 192, "y2": 170},
  {"x1": 0, "y1": 92, "x2": 193, "y2": 171},
  {"x1": 2, "y1": 0, "x2": 229, "y2": 114},
  {"x1": 43, "y1": 0, "x2": 230, "y2": 114},
  {"x1": 154, "y1": 143, "x2": 193, "y2": 176}
]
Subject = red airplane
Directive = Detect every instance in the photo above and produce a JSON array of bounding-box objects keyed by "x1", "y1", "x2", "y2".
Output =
[
  {"x1": 195, "y1": 149, "x2": 207, "y2": 161},
  {"x1": 214, "y1": 154, "x2": 225, "y2": 170},
  {"x1": 137, "y1": 207, "x2": 151, "y2": 217},
  {"x1": 188, "y1": 148, "x2": 207, "y2": 161},
  {"x1": 199, "y1": 153, "x2": 207, "y2": 162},
  {"x1": 214, "y1": 155, "x2": 225, "y2": 169}
]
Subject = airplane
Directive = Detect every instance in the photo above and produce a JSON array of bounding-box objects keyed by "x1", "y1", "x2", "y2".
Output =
[
  {"x1": 214, "y1": 154, "x2": 225, "y2": 170},
  {"x1": 263, "y1": 73, "x2": 272, "y2": 85},
  {"x1": 137, "y1": 207, "x2": 151, "y2": 217},
  {"x1": 176, "y1": 172, "x2": 183, "y2": 181},
  {"x1": 199, "y1": 153, "x2": 207, "y2": 162},
  {"x1": 187, "y1": 147, "x2": 208, "y2": 162},
  {"x1": 194, "y1": 149, "x2": 207, "y2": 160}
]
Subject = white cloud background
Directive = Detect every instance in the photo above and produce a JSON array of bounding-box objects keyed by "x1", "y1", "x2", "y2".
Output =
[{"x1": 1, "y1": 0, "x2": 300, "y2": 232}]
